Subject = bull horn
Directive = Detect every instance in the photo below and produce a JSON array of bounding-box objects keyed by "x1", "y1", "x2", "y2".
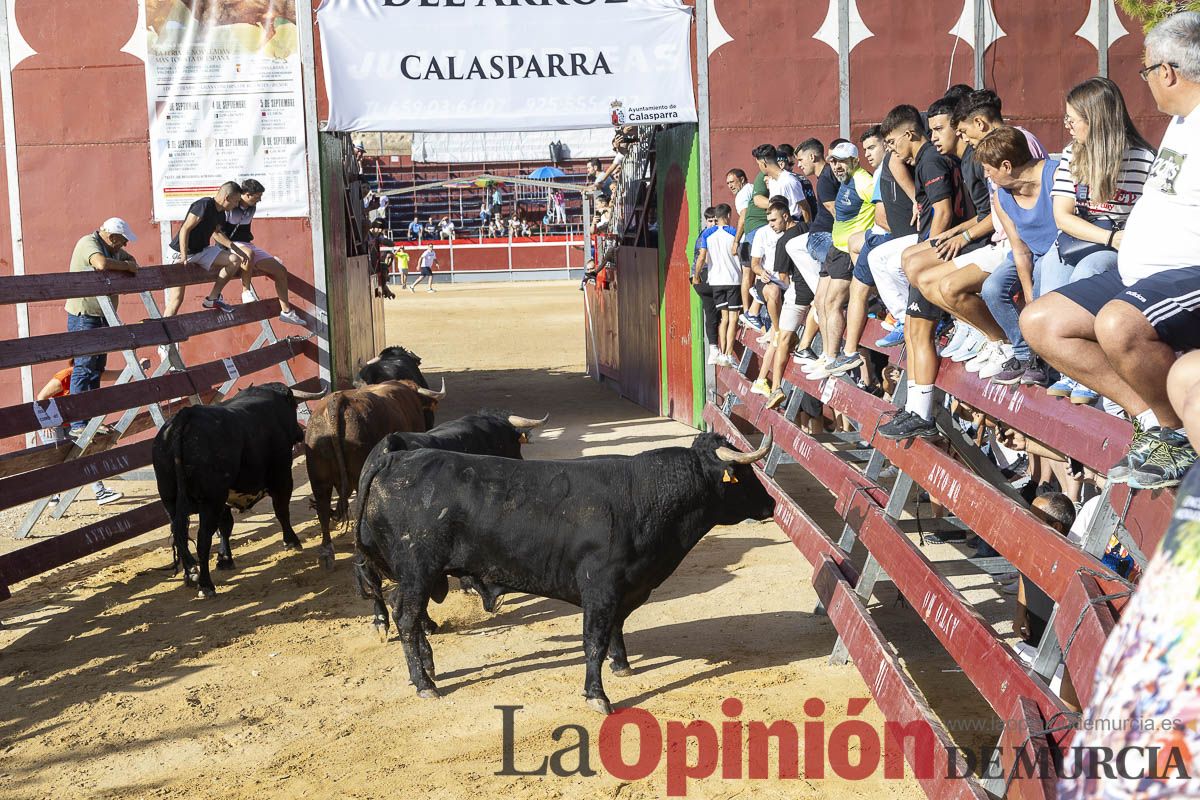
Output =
[
  {"x1": 714, "y1": 431, "x2": 773, "y2": 465},
  {"x1": 292, "y1": 381, "x2": 330, "y2": 401},
  {"x1": 416, "y1": 378, "x2": 447, "y2": 400},
  {"x1": 366, "y1": 355, "x2": 382, "y2": 365},
  {"x1": 507, "y1": 413, "x2": 549, "y2": 430}
]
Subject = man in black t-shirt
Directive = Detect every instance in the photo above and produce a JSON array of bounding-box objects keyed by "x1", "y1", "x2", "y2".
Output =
[
  {"x1": 225, "y1": 179, "x2": 308, "y2": 323},
  {"x1": 163, "y1": 181, "x2": 246, "y2": 318},
  {"x1": 875, "y1": 104, "x2": 969, "y2": 441}
]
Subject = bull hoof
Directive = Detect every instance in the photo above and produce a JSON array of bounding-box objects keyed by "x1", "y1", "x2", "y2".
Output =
[
  {"x1": 215, "y1": 558, "x2": 235, "y2": 571},
  {"x1": 373, "y1": 620, "x2": 389, "y2": 643},
  {"x1": 416, "y1": 688, "x2": 441, "y2": 700},
  {"x1": 196, "y1": 587, "x2": 216, "y2": 600},
  {"x1": 185, "y1": 566, "x2": 200, "y2": 587},
  {"x1": 282, "y1": 540, "x2": 303, "y2": 552},
  {"x1": 421, "y1": 618, "x2": 440, "y2": 636},
  {"x1": 586, "y1": 697, "x2": 613, "y2": 715},
  {"x1": 611, "y1": 666, "x2": 634, "y2": 678}
]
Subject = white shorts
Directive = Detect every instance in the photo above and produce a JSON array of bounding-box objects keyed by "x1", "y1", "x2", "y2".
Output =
[
  {"x1": 235, "y1": 244, "x2": 278, "y2": 267},
  {"x1": 170, "y1": 244, "x2": 227, "y2": 271},
  {"x1": 953, "y1": 239, "x2": 1012, "y2": 273},
  {"x1": 779, "y1": 282, "x2": 807, "y2": 332}
]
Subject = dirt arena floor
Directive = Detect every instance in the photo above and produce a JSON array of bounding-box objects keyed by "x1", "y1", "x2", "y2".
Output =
[{"x1": 0, "y1": 281, "x2": 946, "y2": 799}]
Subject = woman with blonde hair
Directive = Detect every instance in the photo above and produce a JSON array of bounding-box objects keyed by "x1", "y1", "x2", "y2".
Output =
[{"x1": 1039, "y1": 76, "x2": 1155, "y2": 402}]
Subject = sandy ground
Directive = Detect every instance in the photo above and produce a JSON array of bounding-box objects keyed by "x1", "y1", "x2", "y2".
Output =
[{"x1": 0, "y1": 282, "x2": 944, "y2": 799}]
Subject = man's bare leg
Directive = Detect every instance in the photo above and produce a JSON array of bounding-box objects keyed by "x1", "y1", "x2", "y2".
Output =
[
  {"x1": 1167, "y1": 351, "x2": 1200, "y2": 450},
  {"x1": 821, "y1": 278, "x2": 851, "y2": 359},
  {"x1": 251, "y1": 257, "x2": 296, "y2": 314},
  {"x1": 844, "y1": 278, "x2": 873, "y2": 353},
  {"x1": 1094, "y1": 300, "x2": 1182, "y2": 426},
  {"x1": 938, "y1": 266, "x2": 1006, "y2": 342}
]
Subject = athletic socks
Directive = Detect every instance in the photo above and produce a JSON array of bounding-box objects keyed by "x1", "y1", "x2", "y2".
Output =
[{"x1": 907, "y1": 384, "x2": 936, "y2": 422}]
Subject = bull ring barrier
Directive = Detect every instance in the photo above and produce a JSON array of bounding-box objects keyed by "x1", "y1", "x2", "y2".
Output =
[
  {"x1": 0, "y1": 264, "x2": 319, "y2": 601},
  {"x1": 706, "y1": 323, "x2": 1173, "y2": 799}
]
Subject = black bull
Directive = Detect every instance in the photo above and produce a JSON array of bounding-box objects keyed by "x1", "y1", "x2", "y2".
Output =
[
  {"x1": 353, "y1": 431, "x2": 774, "y2": 713},
  {"x1": 152, "y1": 382, "x2": 327, "y2": 598},
  {"x1": 356, "y1": 346, "x2": 433, "y2": 427},
  {"x1": 353, "y1": 411, "x2": 549, "y2": 636}
]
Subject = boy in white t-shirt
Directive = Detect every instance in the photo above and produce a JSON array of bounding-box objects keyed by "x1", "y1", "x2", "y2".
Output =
[
  {"x1": 697, "y1": 204, "x2": 742, "y2": 365},
  {"x1": 1023, "y1": 12, "x2": 1200, "y2": 492}
]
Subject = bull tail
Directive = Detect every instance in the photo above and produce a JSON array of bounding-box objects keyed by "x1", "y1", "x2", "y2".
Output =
[{"x1": 331, "y1": 393, "x2": 351, "y2": 527}]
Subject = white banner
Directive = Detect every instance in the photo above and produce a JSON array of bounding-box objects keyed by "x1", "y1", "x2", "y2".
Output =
[
  {"x1": 142, "y1": 0, "x2": 310, "y2": 220},
  {"x1": 317, "y1": 0, "x2": 696, "y2": 133}
]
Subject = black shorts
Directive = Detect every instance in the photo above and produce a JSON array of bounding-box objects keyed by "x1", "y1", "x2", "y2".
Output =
[
  {"x1": 906, "y1": 285, "x2": 945, "y2": 322},
  {"x1": 1055, "y1": 267, "x2": 1200, "y2": 351},
  {"x1": 420, "y1": 266, "x2": 433, "y2": 276},
  {"x1": 820, "y1": 247, "x2": 854, "y2": 280},
  {"x1": 712, "y1": 285, "x2": 742, "y2": 311},
  {"x1": 738, "y1": 242, "x2": 752, "y2": 267}
]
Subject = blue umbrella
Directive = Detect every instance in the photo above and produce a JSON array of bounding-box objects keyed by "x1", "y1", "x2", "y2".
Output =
[{"x1": 529, "y1": 166, "x2": 566, "y2": 179}]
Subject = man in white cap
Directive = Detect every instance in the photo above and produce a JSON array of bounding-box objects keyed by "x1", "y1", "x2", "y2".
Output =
[{"x1": 64, "y1": 218, "x2": 139, "y2": 436}]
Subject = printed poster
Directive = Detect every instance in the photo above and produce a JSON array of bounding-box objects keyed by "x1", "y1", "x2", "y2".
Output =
[{"x1": 143, "y1": 0, "x2": 309, "y2": 220}]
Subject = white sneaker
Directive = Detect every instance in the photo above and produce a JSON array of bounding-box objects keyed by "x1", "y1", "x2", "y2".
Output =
[
  {"x1": 241, "y1": 289, "x2": 258, "y2": 304},
  {"x1": 964, "y1": 340, "x2": 999, "y2": 373},
  {"x1": 801, "y1": 354, "x2": 831, "y2": 375},
  {"x1": 951, "y1": 334, "x2": 985, "y2": 363},
  {"x1": 706, "y1": 346, "x2": 721, "y2": 366},
  {"x1": 720, "y1": 353, "x2": 737, "y2": 367},
  {"x1": 807, "y1": 358, "x2": 838, "y2": 380},
  {"x1": 940, "y1": 324, "x2": 973, "y2": 358},
  {"x1": 158, "y1": 344, "x2": 172, "y2": 363},
  {"x1": 755, "y1": 330, "x2": 775, "y2": 347},
  {"x1": 95, "y1": 488, "x2": 123, "y2": 506},
  {"x1": 278, "y1": 309, "x2": 306, "y2": 327},
  {"x1": 976, "y1": 343, "x2": 1013, "y2": 380}
]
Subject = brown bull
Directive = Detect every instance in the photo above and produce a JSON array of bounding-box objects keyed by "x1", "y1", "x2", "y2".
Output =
[{"x1": 304, "y1": 379, "x2": 446, "y2": 568}]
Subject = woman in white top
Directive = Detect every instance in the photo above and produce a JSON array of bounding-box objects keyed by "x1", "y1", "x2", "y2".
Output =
[{"x1": 1039, "y1": 77, "x2": 1155, "y2": 298}]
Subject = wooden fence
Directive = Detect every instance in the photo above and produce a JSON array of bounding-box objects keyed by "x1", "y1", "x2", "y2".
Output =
[
  {"x1": 709, "y1": 322, "x2": 1172, "y2": 798},
  {"x1": 0, "y1": 263, "x2": 315, "y2": 601}
]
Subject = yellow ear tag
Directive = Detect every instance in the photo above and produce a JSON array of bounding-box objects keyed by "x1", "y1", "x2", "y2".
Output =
[{"x1": 723, "y1": 470, "x2": 738, "y2": 484}]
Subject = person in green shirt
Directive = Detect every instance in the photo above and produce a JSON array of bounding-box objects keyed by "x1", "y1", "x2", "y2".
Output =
[
  {"x1": 64, "y1": 218, "x2": 138, "y2": 435},
  {"x1": 735, "y1": 167, "x2": 770, "y2": 326}
]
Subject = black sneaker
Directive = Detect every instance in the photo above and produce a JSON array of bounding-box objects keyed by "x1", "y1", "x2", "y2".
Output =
[
  {"x1": 877, "y1": 411, "x2": 939, "y2": 441},
  {"x1": 1108, "y1": 420, "x2": 1152, "y2": 484},
  {"x1": 792, "y1": 347, "x2": 819, "y2": 364},
  {"x1": 1019, "y1": 358, "x2": 1050, "y2": 387},
  {"x1": 1128, "y1": 428, "x2": 1198, "y2": 490},
  {"x1": 991, "y1": 357, "x2": 1027, "y2": 386}
]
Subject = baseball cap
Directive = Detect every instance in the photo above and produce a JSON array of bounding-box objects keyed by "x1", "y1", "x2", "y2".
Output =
[
  {"x1": 100, "y1": 217, "x2": 137, "y2": 242},
  {"x1": 828, "y1": 142, "x2": 859, "y2": 160}
]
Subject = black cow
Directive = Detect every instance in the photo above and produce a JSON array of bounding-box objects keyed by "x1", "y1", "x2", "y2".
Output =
[
  {"x1": 353, "y1": 410, "x2": 549, "y2": 637},
  {"x1": 153, "y1": 382, "x2": 328, "y2": 598},
  {"x1": 356, "y1": 346, "x2": 433, "y2": 427},
  {"x1": 354, "y1": 431, "x2": 774, "y2": 713}
]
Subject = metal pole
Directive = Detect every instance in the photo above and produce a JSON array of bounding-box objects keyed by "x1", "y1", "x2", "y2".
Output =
[
  {"x1": 581, "y1": 191, "x2": 593, "y2": 266},
  {"x1": 297, "y1": 0, "x2": 332, "y2": 386},
  {"x1": 1098, "y1": 0, "x2": 1110, "y2": 77},
  {"x1": 695, "y1": 0, "x2": 712, "y2": 210},
  {"x1": 838, "y1": 0, "x2": 851, "y2": 139},
  {"x1": 973, "y1": 0, "x2": 985, "y2": 89},
  {"x1": 0, "y1": 0, "x2": 35, "y2": 444}
]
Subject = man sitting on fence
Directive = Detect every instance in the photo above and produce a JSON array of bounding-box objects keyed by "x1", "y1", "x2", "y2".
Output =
[
  {"x1": 163, "y1": 181, "x2": 248, "y2": 319},
  {"x1": 223, "y1": 179, "x2": 306, "y2": 327},
  {"x1": 65, "y1": 217, "x2": 138, "y2": 437}
]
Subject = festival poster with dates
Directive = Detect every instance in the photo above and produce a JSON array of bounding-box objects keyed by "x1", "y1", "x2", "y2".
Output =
[{"x1": 142, "y1": 0, "x2": 308, "y2": 220}]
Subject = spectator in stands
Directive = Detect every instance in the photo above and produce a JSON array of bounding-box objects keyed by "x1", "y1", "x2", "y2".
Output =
[
  {"x1": 747, "y1": 193, "x2": 794, "y2": 337},
  {"x1": 696, "y1": 205, "x2": 742, "y2": 367},
  {"x1": 424, "y1": 216, "x2": 437, "y2": 238},
  {"x1": 1039, "y1": 78, "x2": 1155, "y2": 402},
  {"x1": 1024, "y1": 13, "x2": 1200, "y2": 491},
  {"x1": 65, "y1": 218, "x2": 138, "y2": 436},
  {"x1": 737, "y1": 158, "x2": 773, "y2": 328},
  {"x1": 551, "y1": 190, "x2": 567, "y2": 225},
  {"x1": 407, "y1": 218, "x2": 422, "y2": 240},
  {"x1": 960, "y1": 127, "x2": 1061, "y2": 389},
  {"x1": 394, "y1": 247, "x2": 410, "y2": 290},
  {"x1": 491, "y1": 184, "x2": 503, "y2": 217},
  {"x1": 842, "y1": 127, "x2": 918, "y2": 379},
  {"x1": 776, "y1": 143, "x2": 816, "y2": 222},
  {"x1": 587, "y1": 157, "x2": 615, "y2": 199},
  {"x1": 479, "y1": 202, "x2": 491, "y2": 230},
  {"x1": 375, "y1": 192, "x2": 390, "y2": 225},
  {"x1": 750, "y1": 198, "x2": 809, "y2": 410},
  {"x1": 367, "y1": 218, "x2": 395, "y2": 299},
  {"x1": 890, "y1": 95, "x2": 996, "y2": 393},
  {"x1": 806, "y1": 142, "x2": 876, "y2": 380},
  {"x1": 592, "y1": 197, "x2": 612, "y2": 234},
  {"x1": 752, "y1": 144, "x2": 809, "y2": 221},
  {"x1": 692, "y1": 210, "x2": 720, "y2": 364},
  {"x1": 796, "y1": 137, "x2": 838, "y2": 270},
  {"x1": 410, "y1": 243, "x2": 438, "y2": 293},
  {"x1": 875, "y1": 103, "x2": 969, "y2": 441},
  {"x1": 1012, "y1": 495, "x2": 1076, "y2": 677},
  {"x1": 163, "y1": 181, "x2": 247, "y2": 318},
  {"x1": 222, "y1": 179, "x2": 306, "y2": 326},
  {"x1": 932, "y1": 90, "x2": 1048, "y2": 371},
  {"x1": 726, "y1": 168, "x2": 752, "y2": 241},
  {"x1": 36, "y1": 361, "x2": 124, "y2": 506}
]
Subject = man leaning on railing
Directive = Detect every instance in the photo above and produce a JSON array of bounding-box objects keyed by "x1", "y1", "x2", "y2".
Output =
[{"x1": 64, "y1": 217, "x2": 138, "y2": 438}]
